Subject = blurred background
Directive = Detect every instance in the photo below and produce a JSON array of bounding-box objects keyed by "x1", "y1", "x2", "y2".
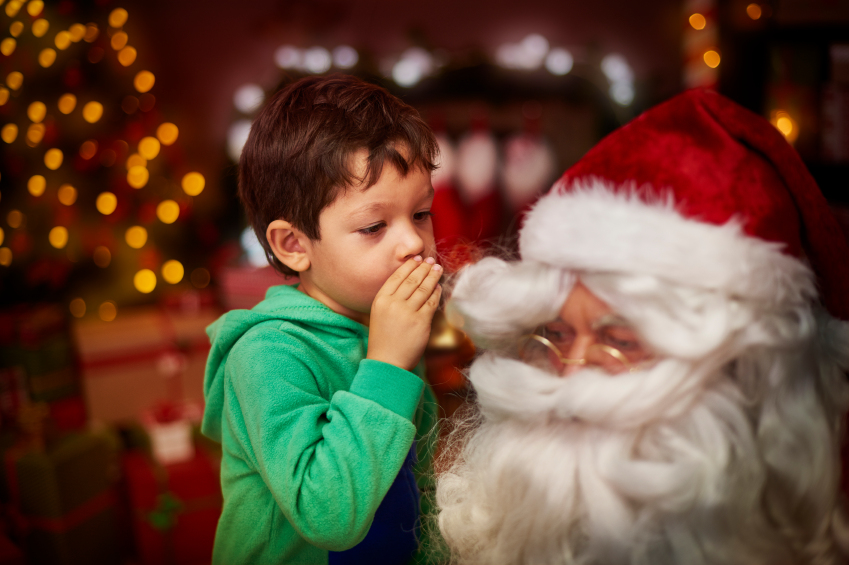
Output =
[{"x1": 0, "y1": 0, "x2": 847, "y2": 563}]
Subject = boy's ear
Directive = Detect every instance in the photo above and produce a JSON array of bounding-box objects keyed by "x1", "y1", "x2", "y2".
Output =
[{"x1": 266, "y1": 220, "x2": 311, "y2": 272}]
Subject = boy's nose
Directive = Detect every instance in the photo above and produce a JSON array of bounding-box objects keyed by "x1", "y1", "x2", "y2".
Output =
[{"x1": 398, "y1": 224, "x2": 425, "y2": 261}]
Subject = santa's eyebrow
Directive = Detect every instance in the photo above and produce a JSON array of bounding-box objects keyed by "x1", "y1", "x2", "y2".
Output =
[{"x1": 590, "y1": 314, "x2": 632, "y2": 331}]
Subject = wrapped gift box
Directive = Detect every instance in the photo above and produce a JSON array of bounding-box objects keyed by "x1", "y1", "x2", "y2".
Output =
[
  {"x1": 122, "y1": 449, "x2": 221, "y2": 565},
  {"x1": 4, "y1": 432, "x2": 124, "y2": 565},
  {"x1": 0, "y1": 305, "x2": 81, "y2": 410},
  {"x1": 73, "y1": 306, "x2": 220, "y2": 424}
]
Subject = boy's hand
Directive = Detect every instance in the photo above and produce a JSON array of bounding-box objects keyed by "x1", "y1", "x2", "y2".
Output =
[{"x1": 367, "y1": 256, "x2": 443, "y2": 371}]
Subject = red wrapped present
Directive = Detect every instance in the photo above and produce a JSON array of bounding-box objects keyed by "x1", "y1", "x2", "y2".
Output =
[
  {"x1": 3, "y1": 431, "x2": 124, "y2": 565},
  {"x1": 122, "y1": 449, "x2": 221, "y2": 565}
]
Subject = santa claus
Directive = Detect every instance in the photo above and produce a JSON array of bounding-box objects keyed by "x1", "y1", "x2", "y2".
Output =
[{"x1": 435, "y1": 89, "x2": 849, "y2": 565}]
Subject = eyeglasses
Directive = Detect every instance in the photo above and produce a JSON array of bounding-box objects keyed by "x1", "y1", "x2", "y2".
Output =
[{"x1": 517, "y1": 322, "x2": 655, "y2": 375}]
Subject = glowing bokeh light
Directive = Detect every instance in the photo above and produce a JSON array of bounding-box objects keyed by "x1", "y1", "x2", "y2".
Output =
[
  {"x1": 96, "y1": 192, "x2": 117, "y2": 215},
  {"x1": 27, "y1": 175, "x2": 46, "y2": 197},
  {"x1": 109, "y1": 8, "x2": 128, "y2": 28},
  {"x1": 69, "y1": 298, "x2": 86, "y2": 318},
  {"x1": 704, "y1": 50, "x2": 721, "y2": 68},
  {"x1": 274, "y1": 45, "x2": 301, "y2": 69},
  {"x1": 5, "y1": 1, "x2": 21, "y2": 17},
  {"x1": 689, "y1": 13, "x2": 707, "y2": 30},
  {"x1": 38, "y1": 48, "x2": 56, "y2": 67},
  {"x1": 58, "y1": 184, "x2": 77, "y2": 205},
  {"x1": 26, "y1": 123, "x2": 45, "y2": 146},
  {"x1": 69, "y1": 24, "x2": 85, "y2": 42},
  {"x1": 93, "y1": 246, "x2": 111, "y2": 267},
  {"x1": 49, "y1": 226, "x2": 68, "y2": 249},
  {"x1": 134, "y1": 70, "x2": 155, "y2": 93},
  {"x1": 44, "y1": 148, "x2": 63, "y2": 170},
  {"x1": 84, "y1": 24, "x2": 98, "y2": 42},
  {"x1": 138, "y1": 136, "x2": 161, "y2": 160},
  {"x1": 127, "y1": 166, "x2": 149, "y2": 189},
  {"x1": 747, "y1": 3, "x2": 762, "y2": 19},
  {"x1": 191, "y1": 268, "x2": 210, "y2": 288},
  {"x1": 156, "y1": 123, "x2": 179, "y2": 145},
  {"x1": 772, "y1": 111, "x2": 799, "y2": 143},
  {"x1": 545, "y1": 48, "x2": 573, "y2": 75},
  {"x1": 125, "y1": 226, "x2": 147, "y2": 249},
  {"x1": 227, "y1": 120, "x2": 251, "y2": 162},
  {"x1": 58, "y1": 93, "x2": 77, "y2": 114},
  {"x1": 0, "y1": 248, "x2": 11, "y2": 267},
  {"x1": 55, "y1": 31, "x2": 71, "y2": 50},
  {"x1": 27, "y1": 0, "x2": 44, "y2": 16},
  {"x1": 111, "y1": 31, "x2": 128, "y2": 50},
  {"x1": 79, "y1": 139, "x2": 98, "y2": 160},
  {"x1": 0, "y1": 38, "x2": 15, "y2": 56},
  {"x1": 6, "y1": 72, "x2": 22, "y2": 90},
  {"x1": 82, "y1": 101, "x2": 103, "y2": 123},
  {"x1": 162, "y1": 260, "x2": 184, "y2": 284},
  {"x1": 126, "y1": 153, "x2": 146, "y2": 169},
  {"x1": 118, "y1": 46, "x2": 136, "y2": 66},
  {"x1": 134, "y1": 269, "x2": 156, "y2": 293},
  {"x1": 0, "y1": 227, "x2": 3, "y2": 246},
  {"x1": 99, "y1": 301, "x2": 117, "y2": 322},
  {"x1": 156, "y1": 200, "x2": 180, "y2": 224},
  {"x1": 182, "y1": 172, "x2": 205, "y2": 196},
  {"x1": 601, "y1": 54, "x2": 634, "y2": 83},
  {"x1": 10, "y1": 22, "x2": 23, "y2": 37},
  {"x1": 27, "y1": 101, "x2": 46, "y2": 123},
  {"x1": 1, "y1": 124, "x2": 18, "y2": 144},
  {"x1": 610, "y1": 82, "x2": 635, "y2": 106},
  {"x1": 7, "y1": 210, "x2": 23, "y2": 229},
  {"x1": 32, "y1": 19, "x2": 48, "y2": 38},
  {"x1": 303, "y1": 47, "x2": 331, "y2": 74},
  {"x1": 392, "y1": 47, "x2": 434, "y2": 87},
  {"x1": 332, "y1": 45, "x2": 358, "y2": 68},
  {"x1": 0, "y1": 88, "x2": 8, "y2": 106},
  {"x1": 234, "y1": 84, "x2": 264, "y2": 113}
]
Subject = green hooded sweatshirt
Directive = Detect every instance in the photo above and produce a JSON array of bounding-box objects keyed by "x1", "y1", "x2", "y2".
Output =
[{"x1": 202, "y1": 284, "x2": 440, "y2": 565}]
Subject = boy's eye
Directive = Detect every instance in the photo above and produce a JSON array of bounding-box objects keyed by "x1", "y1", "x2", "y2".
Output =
[
  {"x1": 357, "y1": 222, "x2": 385, "y2": 236},
  {"x1": 414, "y1": 210, "x2": 434, "y2": 222}
]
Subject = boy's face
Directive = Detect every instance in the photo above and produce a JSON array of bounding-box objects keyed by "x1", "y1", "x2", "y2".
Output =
[{"x1": 298, "y1": 151, "x2": 436, "y2": 324}]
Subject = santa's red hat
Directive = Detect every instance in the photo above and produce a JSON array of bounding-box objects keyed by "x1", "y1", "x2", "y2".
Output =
[{"x1": 520, "y1": 89, "x2": 849, "y2": 321}]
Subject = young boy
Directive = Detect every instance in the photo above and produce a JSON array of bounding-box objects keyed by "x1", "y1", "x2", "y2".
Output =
[{"x1": 201, "y1": 75, "x2": 443, "y2": 565}]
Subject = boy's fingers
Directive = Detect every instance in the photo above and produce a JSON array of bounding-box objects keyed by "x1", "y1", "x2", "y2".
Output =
[
  {"x1": 421, "y1": 283, "x2": 443, "y2": 312},
  {"x1": 379, "y1": 257, "x2": 423, "y2": 296},
  {"x1": 395, "y1": 260, "x2": 435, "y2": 300},
  {"x1": 408, "y1": 264, "x2": 443, "y2": 310}
]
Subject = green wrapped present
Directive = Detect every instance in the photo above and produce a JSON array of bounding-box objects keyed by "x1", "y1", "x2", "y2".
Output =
[{"x1": 4, "y1": 431, "x2": 125, "y2": 565}]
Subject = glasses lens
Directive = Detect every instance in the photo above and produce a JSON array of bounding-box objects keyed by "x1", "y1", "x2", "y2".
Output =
[{"x1": 518, "y1": 335, "x2": 565, "y2": 374}]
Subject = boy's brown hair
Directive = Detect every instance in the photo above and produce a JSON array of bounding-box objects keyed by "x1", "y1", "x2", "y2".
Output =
[{"x1": 239, "y1": 74, "x2": 439, "y2": 276}]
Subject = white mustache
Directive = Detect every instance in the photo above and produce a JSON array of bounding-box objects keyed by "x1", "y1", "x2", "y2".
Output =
[{"x1": 469, "y1": 353, "x2": 721, "y2": 429}]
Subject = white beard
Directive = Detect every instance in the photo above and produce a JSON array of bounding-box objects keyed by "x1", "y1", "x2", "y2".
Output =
[{"x1": 435, "y1": 352, "x2": 849, "y2": 565}]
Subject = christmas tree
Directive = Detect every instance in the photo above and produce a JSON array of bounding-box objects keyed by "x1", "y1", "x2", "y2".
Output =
[{"x1": 0, "y1": 0, "x2": 211, "y2": 320}]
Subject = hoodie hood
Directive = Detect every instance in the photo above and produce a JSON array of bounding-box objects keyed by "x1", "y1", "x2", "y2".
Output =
[{"x1": 201, "y1": 283, "x2": 368, "y2": 442}]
